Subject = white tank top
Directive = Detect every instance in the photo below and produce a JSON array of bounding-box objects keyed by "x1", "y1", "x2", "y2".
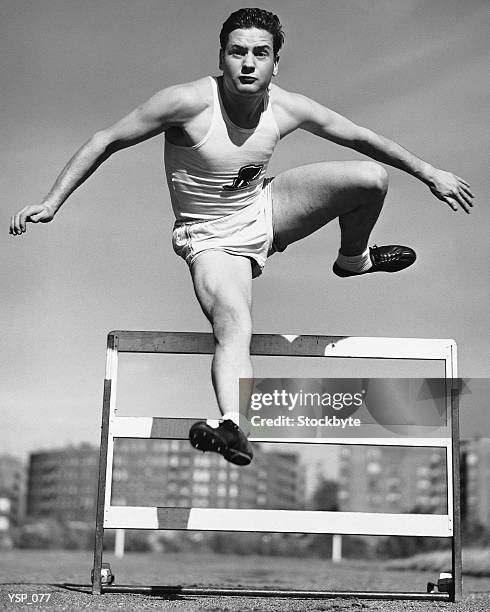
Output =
[{"x1": 164, "y1": 76, "x2": 280, "y2": 223}]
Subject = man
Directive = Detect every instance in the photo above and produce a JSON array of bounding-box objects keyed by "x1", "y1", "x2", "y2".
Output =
[{"x1": 10, "y1": 9, "x2": 473, "y2": 466}]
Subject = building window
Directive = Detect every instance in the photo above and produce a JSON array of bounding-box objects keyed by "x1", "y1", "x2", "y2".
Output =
[
  {"x1": 194, "y1": 456, "x2": 211, "y2": 467},
  {"x1": 193, "y1": 470, "x2": 210, "y2": 483},
  {"x1": 193, "y1": 485, "x2": 209, "y2": 496},
  {"x1": 113, "y1": 469, "x2": 128, "y2": 481},
  {"x1": 366, "y1": 462, "x2": 381, "y2": 475}
]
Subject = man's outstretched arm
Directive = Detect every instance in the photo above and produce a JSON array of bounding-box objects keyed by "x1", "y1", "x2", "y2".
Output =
[
  {"x1": 280, "y1": 91, "x2": 474, "y2": 213},
  {"x1": 10, "y1": 84, "x2": 204, "y2": 235}
]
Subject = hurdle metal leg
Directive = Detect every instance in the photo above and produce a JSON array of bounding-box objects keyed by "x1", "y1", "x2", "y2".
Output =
[{"x1": 92, "y1": 334, "x2": 118, "y2": 594}]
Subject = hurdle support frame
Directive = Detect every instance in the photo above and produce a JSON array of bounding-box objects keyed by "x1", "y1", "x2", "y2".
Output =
[{"x1": 91, "y1": 331, "x2": 461, "y2": 601}]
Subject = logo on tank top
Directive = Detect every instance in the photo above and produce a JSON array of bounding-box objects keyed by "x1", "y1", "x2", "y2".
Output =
[{"x1": 223, "y1": 164, "x2": 263, "y2": 191}]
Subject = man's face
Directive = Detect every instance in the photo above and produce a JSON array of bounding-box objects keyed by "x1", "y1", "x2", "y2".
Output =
[{"x1": 219, "y1": 27, "x2": 279, "y2": 95}]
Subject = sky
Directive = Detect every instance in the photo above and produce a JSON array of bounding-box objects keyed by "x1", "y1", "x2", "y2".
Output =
[{"x1": 1, "y1": 0, "x2": 489, "y2": 478}]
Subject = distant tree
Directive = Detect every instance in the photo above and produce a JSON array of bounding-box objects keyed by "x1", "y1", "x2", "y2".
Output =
[
  {"x1": 462, "y1": 520, "x2": 490, "y2": 547},
  {"x1": 305, "y1": 478, "x2": 338, "y2": 558},
  {"x1": 14, "y1": 518, "x2": 78, "y2": 549},
  {"x1": 376, "y1": 506, "x2": 449, "y2": 559},
  {"x1": 311, "y1": 478, "x2": 339, "y2": 511}
]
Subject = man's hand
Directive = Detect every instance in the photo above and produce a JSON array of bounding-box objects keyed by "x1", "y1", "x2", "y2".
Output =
[
  {"x1": 10, "y1": 203, "x2": 55, "y2": 235},
  {"x1": 427, "y1": 169, "x2": 474, "y2": 213}
]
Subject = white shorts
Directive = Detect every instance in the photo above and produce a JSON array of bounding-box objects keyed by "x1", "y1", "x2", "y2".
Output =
[{"x1": 172, "y1": 178, "x2": 282, "y2": 278}]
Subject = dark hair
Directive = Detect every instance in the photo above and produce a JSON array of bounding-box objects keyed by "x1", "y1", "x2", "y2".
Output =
[{"x1": 220, "y1": 8, "x2": 285, "y2": 56}]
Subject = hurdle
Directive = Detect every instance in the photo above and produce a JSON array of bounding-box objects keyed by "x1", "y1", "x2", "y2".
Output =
[{"x1": 91, "y1": 331, "x2": 461, "y2": 601}]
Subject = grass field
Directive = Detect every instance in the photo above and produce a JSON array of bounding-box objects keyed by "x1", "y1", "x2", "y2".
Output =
[
  {"x1": 386, "y1": 548, "x2": 490, "y2": 577},
  {"x1": 0, "y1": 550, "x2": 489, "y2": 611}
]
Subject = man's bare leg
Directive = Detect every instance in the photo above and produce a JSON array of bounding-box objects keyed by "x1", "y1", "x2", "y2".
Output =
[
  {"x1": 271, "y1": 160, "x2": 415, "y2": 275},
  {"x1": 188, "y1": 250, "x2": 254, "y2": 465},
  {"x1": 191, "y1": 250, "x2": 253, "y2": 417},
  {"x1": 272, "y1": 160, "x2": 388, "y2": 253}
]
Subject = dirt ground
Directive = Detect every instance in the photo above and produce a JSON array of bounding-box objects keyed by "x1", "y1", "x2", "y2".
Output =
[{"x1": 0, "y1": 551, "x2": 489, "y2": 611}]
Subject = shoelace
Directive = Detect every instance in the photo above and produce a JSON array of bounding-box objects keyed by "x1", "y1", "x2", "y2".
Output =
[
  {"x1": 370, "y1": 245, "x2": 399, "y2": 263},
  {"x1": 222, "y1": 419, "x2": 238, "y2": 430},
  {"x1": 221, "y1": 420, "x2": 240, "y2": 442}
]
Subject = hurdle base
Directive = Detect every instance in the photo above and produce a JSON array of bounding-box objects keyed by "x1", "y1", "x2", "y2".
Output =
[{"x1": 94, "y1": 584, "x2": 452, "y2": 601}]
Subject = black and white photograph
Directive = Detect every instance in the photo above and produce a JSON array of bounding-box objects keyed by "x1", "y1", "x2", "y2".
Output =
[{"x1": 1, "y1": 1, "x2": 489, "y2": 609}]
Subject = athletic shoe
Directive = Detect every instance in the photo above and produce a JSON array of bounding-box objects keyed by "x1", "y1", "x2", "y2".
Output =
[
  {"x1": 189, "y1": 419, "x2": 253, "y2": 466},
  {"x1": 333, "y1": 244, "x2": 416, "y2": 277}
]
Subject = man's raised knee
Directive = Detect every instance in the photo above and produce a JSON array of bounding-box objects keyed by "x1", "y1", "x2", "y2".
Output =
[{"x1": 359, "y1": 161, "x2": 389, "y2": 196}]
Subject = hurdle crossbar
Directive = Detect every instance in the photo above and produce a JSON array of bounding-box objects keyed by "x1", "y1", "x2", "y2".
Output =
[{"x1": 92, "y1": 331, "x2": 461, "y2": 601}]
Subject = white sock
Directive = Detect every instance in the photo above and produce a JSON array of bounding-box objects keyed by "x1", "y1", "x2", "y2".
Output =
[
  {"x1": 205, "y1": 419, "x2": 221, "y2": 429},
  {"x1": 336, "y1": 248, "x2": 372, "y2": 273}
]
